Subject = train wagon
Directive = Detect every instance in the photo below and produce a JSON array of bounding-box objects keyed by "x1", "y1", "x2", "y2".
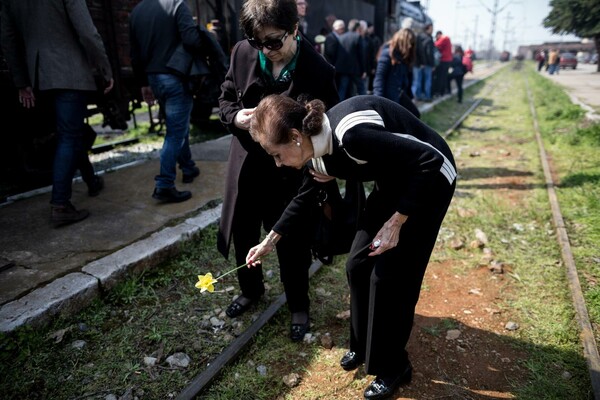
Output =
[{"x1": 0, "y1": 0, "x2": 431, "y2": 200}]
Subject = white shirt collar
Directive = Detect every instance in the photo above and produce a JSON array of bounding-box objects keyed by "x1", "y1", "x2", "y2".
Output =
[{"x1": 309, "y1": 115, "x2": 333, "y2": 176}]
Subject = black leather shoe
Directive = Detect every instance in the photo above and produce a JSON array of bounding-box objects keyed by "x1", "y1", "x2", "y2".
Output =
[
  {"x1": 152, "y1": 187, "x2": 192, "y2": 203},
  {"x1": 290, "y1": 313, "x2": 310, "y2": 342},
  {"x1": 182, "y1": 166, "x2": 200, "y2": 183},
  {"x1": 363, "y1": 362, "x2": 413, "y2": 399},
  {"x1": 340, "y1": 351, "x2": 364, "y2": 371},
  {"x1": 225, "y1": 295, "x2": 256, "y2": 318}
]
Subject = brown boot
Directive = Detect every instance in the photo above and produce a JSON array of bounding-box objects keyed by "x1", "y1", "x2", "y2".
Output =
[{"x1": 51, "y1": 202, "x2": 89, "y2": 228}]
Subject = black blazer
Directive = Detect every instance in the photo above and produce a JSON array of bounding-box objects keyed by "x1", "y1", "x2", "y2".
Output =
[
  {"x1": 217, "y1": 36, "x2": 339, "y2": 257},
  {"x1": 273, "y1": 95, "x2": 456, "y2": 236}
]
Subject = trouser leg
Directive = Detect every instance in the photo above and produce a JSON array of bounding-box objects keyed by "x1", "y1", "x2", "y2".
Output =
[{"x1": 51, "y1": 90, "x2": 88, "y2": 205}]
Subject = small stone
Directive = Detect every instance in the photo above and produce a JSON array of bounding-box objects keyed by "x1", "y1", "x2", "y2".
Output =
[
  {"x1": 283, "y1": 372, "x2": 301, "y2": 387},
  {"x1": 489, "y1": 262, "x2": 504, "y2": 274},
  {"x1": 320, "y1": 333, "x2": 334, "y2": 349},
  {"x1": 256, "y1": 365, "x2": 267, "y2": 376},
  {"x1": 446, "y1": 329, "x2": 461, "y2": 340},
  {"x1": 143, "y1": 356, "x2": 157, "y2": 367},
  {"x1": 71, "y1": 340, "x2": 86, "y2": 349},
  {"x1": 505, "y1": 321, "x2": 519, "y2": 331},
  {"x1": 450, "y1": 239, "x2": 465, "y2": 250},
  {"x1": 336, "y1": 310, "x2": 351, "y2": 319},
  {"x1": 474, "y1": 229, "x2": 488, "y2": 244},
  {"x1": 166, "y1": 352, "x2": 191, "y2": 368}
]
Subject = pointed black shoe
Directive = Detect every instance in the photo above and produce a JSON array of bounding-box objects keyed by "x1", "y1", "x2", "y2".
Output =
[
  {"x1": 225, "y1": 295, "x2": 257, "y2": 318},
  {"x1": 340, "y1": 351, "x2": 364, "y2": 371},
  {"x1": 290, "y1": 313, "x2": 310, "y2": 342},
  {"x1": 363, "y1": 362, "x2": 413, "y2": 400},
  {"x1": 152, "y1": 187, "x2": 191, "y2": 203}
]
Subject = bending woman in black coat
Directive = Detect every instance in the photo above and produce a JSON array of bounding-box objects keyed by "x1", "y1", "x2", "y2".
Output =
[{"x1": 246, "y1": 94, "x2": 456, "y2": 400}]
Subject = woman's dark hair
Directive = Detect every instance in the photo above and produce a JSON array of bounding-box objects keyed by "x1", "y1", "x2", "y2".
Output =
[
  {"x1": 251, "y1": 95, "x2": 325, "y2": 145},
  {"x1": 240, "y1": 0, "x2": 299, "y2": 39}
]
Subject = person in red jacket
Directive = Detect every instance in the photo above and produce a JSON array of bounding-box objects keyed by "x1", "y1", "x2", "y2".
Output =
[{"x1": 433, "y1": 30, "x2": 452, "y2": 96}]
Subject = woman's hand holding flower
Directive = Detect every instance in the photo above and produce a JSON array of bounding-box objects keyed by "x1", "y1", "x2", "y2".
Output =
[{"x1": 246, "y1": 231, "x2": 280, "y2": 266}]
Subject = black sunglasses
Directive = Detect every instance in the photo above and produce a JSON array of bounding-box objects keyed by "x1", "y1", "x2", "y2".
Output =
[{"x1": 247, "y1": 31, "x2": 289, "y2": 51}]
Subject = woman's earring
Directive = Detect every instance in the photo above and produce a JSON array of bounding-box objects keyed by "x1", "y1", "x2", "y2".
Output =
[{"x1": 296, "y1": 142, "x2": 301, "y2": 147}]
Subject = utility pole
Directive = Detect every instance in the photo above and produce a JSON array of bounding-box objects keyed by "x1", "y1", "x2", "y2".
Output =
[
  {"x1": 479, "y1": 0, "x2": 513, "y2": 60},
  {"x1": 473, "y1": 14, "x2": 479, "y2": 52},
  {"x1": 502, "y1": 12, "x2": 511, "y2": 52}
]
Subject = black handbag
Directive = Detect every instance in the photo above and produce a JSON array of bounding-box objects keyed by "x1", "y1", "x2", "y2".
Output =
[
  {"x1": 312, "y1": 179, "x2": 365, "y2": 264},
  {"x1": 166, "y1": 25, "x2": 228, "y2": 97}
]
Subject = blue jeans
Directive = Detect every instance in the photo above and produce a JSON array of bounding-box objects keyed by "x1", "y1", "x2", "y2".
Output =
[
  {"x1": 337, "y1": 74, "x2": 366, "y2": 100},
  {"x1": 147, "y1": 74, "x2": 196, "y2": 189},
  {"x1": 51, "y1": 90, "x2": 90, "y2": 206},
  {"x1": 412, "y1": 66, "x2": 433, "y2": 100}
]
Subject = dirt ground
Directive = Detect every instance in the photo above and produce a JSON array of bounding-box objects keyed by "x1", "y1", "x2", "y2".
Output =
[{"x1": 287, "y1": 259, "x2": 529, "y2": 400}]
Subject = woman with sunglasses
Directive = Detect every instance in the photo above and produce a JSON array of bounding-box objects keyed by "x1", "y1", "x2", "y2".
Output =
[{"x1": 217, "y1": 0, "x2": 339, "y2": 341}]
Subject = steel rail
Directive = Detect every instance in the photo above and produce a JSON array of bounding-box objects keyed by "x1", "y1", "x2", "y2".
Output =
[
  {"x1": 176, "y1": 260, "x2": 323, "y2": 400},
  {"x1": 525, "y1": 75, "x2": 600, "y2": 400}
]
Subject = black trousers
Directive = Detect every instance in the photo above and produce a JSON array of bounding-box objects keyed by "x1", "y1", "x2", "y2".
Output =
[
  {"x1": 231, "y1": 156, "x2": 313, "y2": 313},
  {"x1": 449, "y1": 73, "x2": 464, "y2": 103},
  {"x1": 346, "y1": 177, "x2": 455, "y2": 376}
]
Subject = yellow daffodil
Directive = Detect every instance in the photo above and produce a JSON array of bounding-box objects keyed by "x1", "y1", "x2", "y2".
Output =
[
  {"x1": 195, "y1": 273, "x2": 218, "y2": 293},
  {"x1": 195, "y1": 261, "x2": 253, "y2": 294}
]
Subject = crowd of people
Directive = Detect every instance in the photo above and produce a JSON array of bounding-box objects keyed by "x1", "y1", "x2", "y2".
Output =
[
  {"x1": 319, "y1": 13, "x2": 474, "y2": 105},
  {"x1": 536, "y1": 48, "x2": 561, "y2": 75},
  {"x1": 1, "y1": 0, "x2": 467, "y2": 398}
]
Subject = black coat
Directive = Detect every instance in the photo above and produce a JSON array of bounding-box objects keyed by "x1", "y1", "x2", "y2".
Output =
[
  {"x1": 217, "y1": 37, "x2": 339, "y2": 257},
  {"x1": 272, "y1": 95, "x2": 456, "y2": 236}
]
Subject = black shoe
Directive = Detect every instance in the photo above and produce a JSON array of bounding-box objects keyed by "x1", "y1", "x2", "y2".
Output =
[
  {"x1": 51, "y1": 202, "x2": 89, "y2": 228},
  {"x1": 340, "y1": 351, "x2": 364, "y2": 371},
  {"x1": 152, "y1": 187, "x2": 191, "y2": 203},
  {"x1": 225, "y1": 295, "x2": 257, "y2": 318},
  {"x1": 363, "y1": 362, "x2": 413, "y2": 399},
  {"x1": 87, "y1": 175, "x2": 104, "y2": 197},
  {"x1": 290, "y1": 312, "x2": 310, "y2": 342},
  {"x1": 182, "y1": 166, "x2": 200, "y2": 183}
]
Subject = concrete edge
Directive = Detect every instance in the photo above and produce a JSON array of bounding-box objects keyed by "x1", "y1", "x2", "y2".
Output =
[{"x1": 0, "y1": 204, "x2": 222, "y2": 333}]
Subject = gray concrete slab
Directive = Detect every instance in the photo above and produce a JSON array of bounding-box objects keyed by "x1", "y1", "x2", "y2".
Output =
[{"x1": 0, "y1": 137, "x2": 230, "y2": 308}]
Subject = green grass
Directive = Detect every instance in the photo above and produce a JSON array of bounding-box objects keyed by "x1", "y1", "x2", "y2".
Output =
[{"x1": 425, "y1": 61, "x2": 596, "y2": 398}]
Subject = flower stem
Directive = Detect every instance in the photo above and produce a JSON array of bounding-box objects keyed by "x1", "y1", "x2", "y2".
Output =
[{"x1": 218, "y1": 261, "x2": 250, "y2": 280}]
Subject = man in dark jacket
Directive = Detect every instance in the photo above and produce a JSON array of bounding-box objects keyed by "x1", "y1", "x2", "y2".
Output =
[
  {"x1": 1, "y1": 0, "x2": 113, "y2": 227},
  {"x1": 336, "y1": 19, "x2": 366, "y2": 100},
  {"x1": 130, "y1": 0, "x2": 204, "y2": 203},
  {"x1": 412, "y1": 23, "x2": 435, "y2": 101}
]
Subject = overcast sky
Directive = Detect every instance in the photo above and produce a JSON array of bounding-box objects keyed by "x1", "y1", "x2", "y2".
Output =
[{"x1": 424, "y1": 0, "x2": 582, "y2": 53}]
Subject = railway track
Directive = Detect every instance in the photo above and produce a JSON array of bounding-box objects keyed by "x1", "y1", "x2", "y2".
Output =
[{"x1": 174, "y1": 65, "x2": 600, "y2": 399}]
